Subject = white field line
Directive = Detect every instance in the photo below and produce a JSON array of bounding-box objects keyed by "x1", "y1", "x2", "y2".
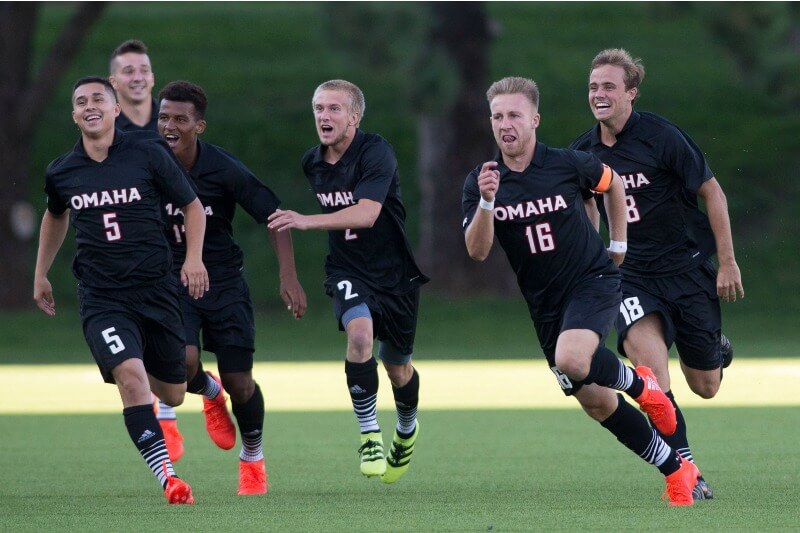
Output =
[{"x1": 0, "y1": 359, "x2": 797, "y2": 414}]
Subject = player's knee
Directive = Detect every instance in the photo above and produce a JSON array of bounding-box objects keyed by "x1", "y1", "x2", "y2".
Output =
[
  {"x1": 347, "y1": 330, "x2": 374, "y2": 360},
  {"x1": 554, "y1": 352, "x2": 590, "y2": 380},
  {"x1": 222, "y1": 374, "x2": 255, "y2": 404},
  {"x1": 688, "y1": 378, "x2": 720, "y2": 399},
  {"x1": 578, "y1": 394, "x2": 617, "y2": 422},
  {"x1": 157, "y1": 388, "x2": 186, "y2": 407},
  {"x1": 384, "y1": 363, "x2": 412, "y2": 388}
]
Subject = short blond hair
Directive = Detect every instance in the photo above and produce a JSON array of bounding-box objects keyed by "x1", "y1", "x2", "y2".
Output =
[
  {"x1": 486, "y1": 77, "x2": 539, "y2": 109},
  {"x1": 312, "y1": 79, "x2": 366, "y2": 120}
]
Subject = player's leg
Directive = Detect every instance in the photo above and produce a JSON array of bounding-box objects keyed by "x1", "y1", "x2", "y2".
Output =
[
  {"x1": 573, "y1": 384, "x2": 699, "y2": 506},
  {"x1": 218, "y1": 350, "x2": 268, "y2": 496},
  {"x1": 375, "y1": 287, "x2": 421, "y2": 483},
  {"x1": 81, "y1": 285, "x2": 193, "y2": 504},
  {"x1": 554, "y1": 277, "x2": 676, "y2": 435},
  {"x1": 329, "y1": 277, "x2": 385, "y2": 477}
]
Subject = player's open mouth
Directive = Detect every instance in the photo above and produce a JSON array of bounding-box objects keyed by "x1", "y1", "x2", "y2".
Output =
[
  {"x1": 164, "y1": 134, "x2": 179, "y2": 145},
  {"x1": 320, "y1": 125, "x2": 333, "y2": 133},
  {"x1": 502, "y1": 135, "x2": 516, "y2": 143},
  {"x1": 594, "y1": 102, "x2": 610, "y2": 110},
  {"x1": 85, "y1": 114, "x2": 102, "y2": 123}
]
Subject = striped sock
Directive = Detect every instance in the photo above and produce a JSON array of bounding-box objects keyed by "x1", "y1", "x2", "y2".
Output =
[
  {"x1": 233, "y1": 383, "x2": 265, "y2": 462},
  {"x1": 156, "y1": 401, "x2": 176, "y2": 421},
  {"x1": 123, "y1": 404, "x2": 175, "y2": 488},
  {"x1": 345, "y1": 358, "x2": 380, "y2": 434},
  {"x1": 392, "y1": 368, "x2": 419, "y2": 437}
]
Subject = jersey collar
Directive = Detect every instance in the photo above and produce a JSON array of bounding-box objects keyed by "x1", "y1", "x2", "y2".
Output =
[
  {"x1": 589, "y1": 110, "x2": 641, "y2": 146},
  {"x1": 73, "y1": 128, "x2": 125, "y2": 158},
  {"x1": 495, "y1": 141, "x2": 548, "y2": 174},
  {"x1": 312, "y1": 128, "x2": 364, "y2": 166}
]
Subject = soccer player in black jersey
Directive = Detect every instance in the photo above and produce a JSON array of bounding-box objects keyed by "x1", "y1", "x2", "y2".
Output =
[
  {"x1": 570, "y1": 48, "x2": 745, "y2": 501},
  {"x1": 463, "y1": 76, "x2": 700, "y2": 506},
  {"x1": 33, "y1": 77, "x2": 208, "y2": 504},
  {"x1": 268, "y1": 79, "x2": 428, "y2": 483},
  {"x1": 157, "y1": 80, "x2": 307, "y2": 495},
  {"x1": 109, "y1": 40, "x2": 158, "y2": 132},
  {"x1": 108, "y1": 38, "x2": 188, "y2": 458}
]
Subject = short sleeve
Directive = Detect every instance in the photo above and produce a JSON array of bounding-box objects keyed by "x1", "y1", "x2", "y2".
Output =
[
  {"x1": 569, "y1": 150, "x2": 608, "y2": 193},
  {"x1": 44, "y1": 164, "x2": 68, "y2": 215},
  {"x1": 661, "y1": 125, "x2": 713, "y2": 193},
  {"x1": 461, "y1": 167, "x2": 482, "y2": 233},
  {"x1": 146, "y1": 140, "x2": 197, "y2": 207},
  {"x1": 228, "y1": 160, "x2": 281, "y2": 223},
  {"x1": 353, "y1": 141, "x2": 396, "y2": 204}
]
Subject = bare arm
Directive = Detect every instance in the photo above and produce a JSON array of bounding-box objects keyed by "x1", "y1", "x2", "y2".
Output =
[
  {"x1": 698, "y1": 178, "x2": 744, "y2": 302},
  {"x1": 180, "y1": 198, "x2": 209, "y2": 299},
  {"x1": 465, "y1": 161, "x2": 500, "y2": 261},
  {"x1": 267, "y1": 226, "x2": 307, "y2": 319},
  {"x1": 584, "y1": 196, "x2": 600, "y2": 232},
  {"x1": 267, "y1": 199, "x2": 382, "y2": 232},
  {"x1": 33, "y1": 210, "x2": 70, "y2": 316},
  {"x1": 602, "y1": 171, "x2": 628, "y2": 266}
]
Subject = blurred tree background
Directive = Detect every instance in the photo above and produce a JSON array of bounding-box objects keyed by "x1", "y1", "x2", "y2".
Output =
[{"x1": 1, "y1": 2, "x2": 798, "y2": 359}]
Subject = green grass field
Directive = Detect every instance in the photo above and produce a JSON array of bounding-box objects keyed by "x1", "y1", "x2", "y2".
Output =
[{"x1": 2, "y1": 408, "x2": 799, "y2": 531}]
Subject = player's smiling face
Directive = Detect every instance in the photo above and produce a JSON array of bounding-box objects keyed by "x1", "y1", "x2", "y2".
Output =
[
  {"x1": 489, "y1": 93, "x2": 540, "y2": 159},
  {"x1": 158, "y1": 99, "x2": 206, "y2": 156},
  {"x1": 313, "y1": 89, "x2": 358, "y2": 148},
  {"x1": 109, "y1": 52, "x2": 154, "y2": 105},
  {"x1": 588, "y1": 64, "x2": 636, "y2": 125},
  {"x1": 71, "y1": 82, "x2": 120, "y2": 137}
]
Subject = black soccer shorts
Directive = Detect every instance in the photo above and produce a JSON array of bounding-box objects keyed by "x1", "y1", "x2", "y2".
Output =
[
  {"x1": 326, "y1": 275, "x2": 421, "y2": 364},
  {"x1": 180, "y1": 275, "x2": 256, "y2": 374},
  {"x1": 534, "y1": 274, "x2": 622, "y2": 396},
  {"x1": 78, "y1": 278, "x2": 186, "y2": 385},
  {"x1": 615, "y1": 260, "x2": 722, "y2": 371}
]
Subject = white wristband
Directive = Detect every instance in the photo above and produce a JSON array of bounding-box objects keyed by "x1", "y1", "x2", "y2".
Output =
[
  {"x1": 479, "y1": 198, "x2": 495, "y2": 211},
  {"x1": 608, "y1": 240, "x2": 627, "y2": 253}
]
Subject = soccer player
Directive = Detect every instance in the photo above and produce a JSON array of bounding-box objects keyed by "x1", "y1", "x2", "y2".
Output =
[
  {"x1": 268, "y1": 79, "x2": 428, "y2": 484},
  {"x1": 570, "y1": 48, "x2": 745, "y2": 500},
  {"x1": 33, "y1": 76, "x2": 208, "y2": 504},
  {"x1": 157, "y1": 80, "x2": 307, "y2": 495},
  {"x1": 463, "y1": 76, "x2": 700, "y2": 506},
  {"x1": 108, "y1": 38, "x2": 187, "y2": 459},
  {"x1": 109, "y1": 39, "x2": 158, "y2": 132}
]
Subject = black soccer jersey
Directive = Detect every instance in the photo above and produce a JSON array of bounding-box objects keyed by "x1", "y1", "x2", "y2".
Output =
[
  {"x1": 462, "y1": 142, "x2": 618, "y2": 322},
  {"x1": 164, "y1": 140, "x2": 280, "y2": 283},
  {"x1": 115, "y1": 98, "x2": 159, "y2": 132},
  {"x1": 570, "y1": 111, "x2": 715, "y2": 276},
  {"x1": 45, "y1": 130, "x2": 197, "y2": 289},
  {"x1": 302, "y1": 129, "x2": 428, "y2": 295}
]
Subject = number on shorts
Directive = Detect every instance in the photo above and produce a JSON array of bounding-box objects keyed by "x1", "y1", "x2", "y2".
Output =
[
  {"x1": 337, "y1": 280, "x2": 359, "y2": 300},
  {"x1": 550, "y1": 366, "x2": 573, "y2": 391},
  {"x1": 101, "y1": 326, "x2": 126, "y2": 354},
  {"x1": 619, "y1": 296, "x2": 645, "y2": 326}
]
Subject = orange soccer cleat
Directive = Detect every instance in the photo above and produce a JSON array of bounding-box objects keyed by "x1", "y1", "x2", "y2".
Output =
[
  {"x1": 237, "y1": 459, "x2": 268, "y2": 495},
  {"x1": 202, "y1": 371, "x2": 236, "y2": 450},
  {"x1": 159, "y1": 419, "x2": 185, "y2": 463},
  {"x1": 633, "y1": 366, "x2": 677, "y2": 436},
  {"x1": 663, "y1": 457, "x2": 701, "y2": 507}
]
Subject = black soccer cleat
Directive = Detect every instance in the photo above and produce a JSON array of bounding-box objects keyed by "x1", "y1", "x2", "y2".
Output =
[
  {"x1": 692, "y1": 475, "x2": 714, "y2": 501},
  {"x1": 720, "y1": 334, "x2": 734, "y2": 369}
]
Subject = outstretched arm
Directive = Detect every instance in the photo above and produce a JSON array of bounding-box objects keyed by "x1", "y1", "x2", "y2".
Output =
[
  {"x1": 267, "y1": 226, "x2": 307, "y2": 319},
  {"x1": 267, "y1": 199, "x2": 382, "y2": 232},
  {"x1": 33, "y1": 210, "x2": 70, "y2": 316},
  {"x1": 698, "y1": 178, "x2": 744, "y2": 302}
]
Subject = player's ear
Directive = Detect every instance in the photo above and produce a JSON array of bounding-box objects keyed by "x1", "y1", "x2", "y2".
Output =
[
  {"x1": 196, "y1": 120, "x2": 207, "y2": 135},
  {"x1": 531, "y1": 113, "x2": 541, "y2": 129},
  {"x1": 627, "y1": 87, "x2": 637, "y2": 102},
  {"x1": 349, "y1": 112, "x2": 360, "y2": 127}
]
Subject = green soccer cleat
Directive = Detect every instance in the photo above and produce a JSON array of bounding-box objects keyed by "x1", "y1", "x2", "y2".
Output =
[
  {"x1": 358, "y1": 432, "x2": 386, "y2": 477},
  {"x1": 381, "y1": 422, "x2": 419, "y2": 484}
]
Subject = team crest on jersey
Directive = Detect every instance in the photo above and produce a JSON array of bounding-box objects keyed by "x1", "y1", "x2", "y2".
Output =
[
  {"x1": 69, "y1": 187, "x2": 141, "y2": 210},
  {"x1": 316, "y1": 191, "x2": 355, "y2": 207},
  {"x1": 619, "y1": 172, "x2": 651, "y2": 190},
  {"x1": 493, "y1": 195, "x2": 567, "y2": 221}
]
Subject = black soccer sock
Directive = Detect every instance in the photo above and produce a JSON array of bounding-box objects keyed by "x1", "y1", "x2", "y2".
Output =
[
  {"x1": 186, "y1": 360, "x2": 221, "y2": 399},
  {"x1": 232, "y1": 382, "x2": 265, "y2": 462},
  {"x1": 392, "y1": 368, "x2": 419, "y2": 437},
  {"x1": 584, "y1": 345, "x2": 640, "y2": 395},
  {"x1": 123, "y1": 404, "x2": 175, "y2": 489},
  {"x1": 345, "y1": 357, "x2": 380, "y2": 434},
  {"x1": 656, "y1": 390, "x2": 693, "y2": 462},
  {"x1": 599, "y1": 394, "x2": 682, "y2": 477}
]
